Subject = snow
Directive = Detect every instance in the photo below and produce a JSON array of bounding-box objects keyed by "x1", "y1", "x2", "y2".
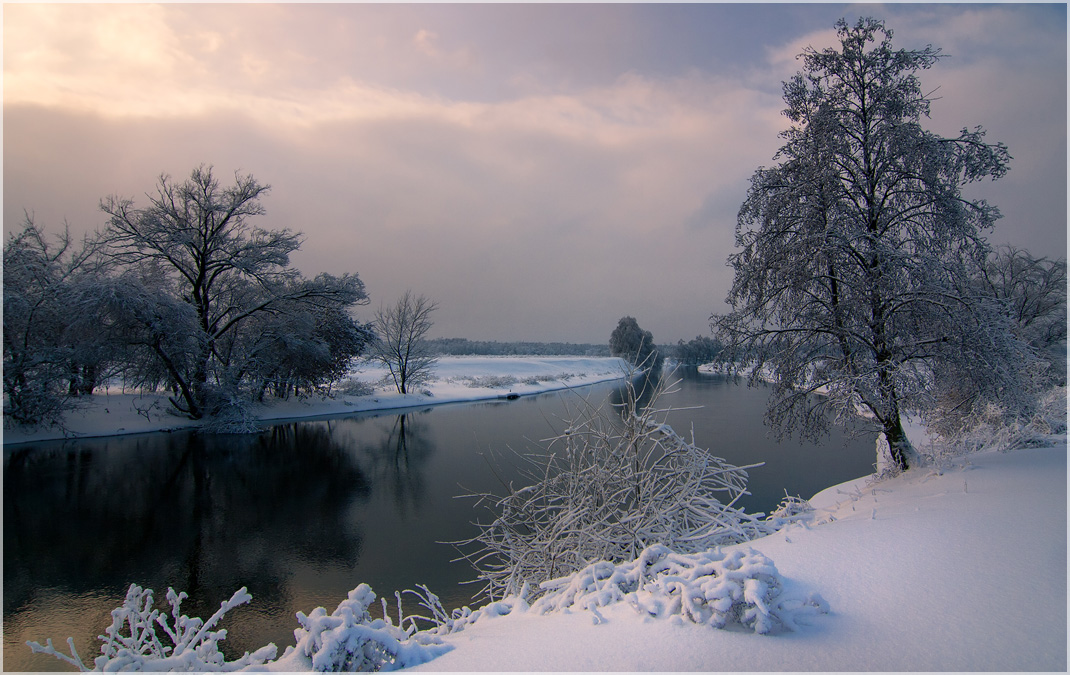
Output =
[
  {"x1": 2, "y1": 356, "x2": 634, "y2": 445},
  {"x1": 10, "y1": 357, "x2": 1067, "y2": 671},
  {"x1": 405, "y1": 442, "x2": 1066, "y2": 672}
]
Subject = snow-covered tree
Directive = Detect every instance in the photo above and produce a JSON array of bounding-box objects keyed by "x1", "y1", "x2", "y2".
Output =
[
  {"x1": 3, "y1": 218, "x2": 113, "y2": 425},
  {"x1": 609, "y1": 316, "x2": 659, "y2": 368},
  {"x1": 713, "y1": 18, "x2": 1025, "y2": 471},
  {"x1": 369, "y1": 291, "x2": 439, "y2": 394},
  {"x1": 976, "y1": 245, "x2": 1066, "y2": 384},
  {"x1": 99, "y1": 165, "x2": 369, "y2": 418},
  {"x1": 239, "y1": 297, "x2": 375, "y2": 400}
]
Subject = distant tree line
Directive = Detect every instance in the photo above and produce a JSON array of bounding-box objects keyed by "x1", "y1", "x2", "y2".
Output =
[
  {"x1": 4, "y1": 166, "x2": 373, "y2": 429},
  {"x1": 425, "y1": 338, "x2": 612, "y2": 357}
]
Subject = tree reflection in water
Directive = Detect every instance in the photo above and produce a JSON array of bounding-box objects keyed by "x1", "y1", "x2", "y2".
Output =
[{"x1": 4, "y1": 423, "x2": 374, "y2": 665}]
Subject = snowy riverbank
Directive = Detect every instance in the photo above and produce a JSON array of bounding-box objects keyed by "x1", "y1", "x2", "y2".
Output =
[
  {"x1": 11, "y1": 356, "x2": 1066, "y2": 671},
  {"x1": 405, "y1": 441, "x2": 1066, "y2": 672},
  {"x1": 2, "y1": 356, "x2": 633, "y2": 445}
]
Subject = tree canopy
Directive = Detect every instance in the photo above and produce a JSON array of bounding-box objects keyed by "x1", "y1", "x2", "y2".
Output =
[
  {"x1": 609, "y1": 316, "x2": 659, "y2": 368},
  {"x1": 713, "y1": 18, "x2": 1025, "y2": 470}
]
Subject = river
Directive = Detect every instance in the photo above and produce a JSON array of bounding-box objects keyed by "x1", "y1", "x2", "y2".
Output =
[{"x1": 4, "y1": 367, "x2": 876, "y2": 671}]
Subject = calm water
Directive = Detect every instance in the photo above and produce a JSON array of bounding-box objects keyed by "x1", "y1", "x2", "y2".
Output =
[{"x1": 4, "y1": 368, "x2": 876, "y2": 671}]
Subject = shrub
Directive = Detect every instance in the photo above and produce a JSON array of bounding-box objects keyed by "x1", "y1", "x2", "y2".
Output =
[
  {"x1": 27, "y1": 584, "x2": 276, "y2": 672},
  {"x1": 456, "y1": 373, "x2": 777, "y2": 601}
]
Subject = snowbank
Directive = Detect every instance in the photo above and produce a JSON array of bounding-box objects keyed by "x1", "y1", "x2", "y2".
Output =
[
  {"x1": 2, "y1": 356, "x2": 633, "y2": 445},
  {"x1": 409, "y1": 442, "x2": 1067, "y2": 672}
]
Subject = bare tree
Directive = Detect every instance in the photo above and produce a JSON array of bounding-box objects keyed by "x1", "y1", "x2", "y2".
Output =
[
  {"x1": 369, "y1": 291, "x2": 439, "y2": 394},
  {"x1": 100, "y1": 165, "x2": 368, "y2": 418},
  {"x1": 713, "y1": 18, "x2": 1024, "y2": 471}
]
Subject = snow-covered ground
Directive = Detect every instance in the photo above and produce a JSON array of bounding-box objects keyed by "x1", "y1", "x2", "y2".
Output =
[
  {"x1": 407, "y1": 442, "x2": 1066, "y2": 672},
  {"x1": 2, "y1": 356, "x2": 633, "y2": 445}
]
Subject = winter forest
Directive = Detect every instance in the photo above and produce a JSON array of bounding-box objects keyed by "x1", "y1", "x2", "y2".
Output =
[{"x1": 5, "y1": 11, "x2": 1066, "y2": 673}]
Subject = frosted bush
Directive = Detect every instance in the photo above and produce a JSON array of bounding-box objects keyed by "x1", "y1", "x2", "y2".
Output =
[
  {"x1": 27, "y1": 583, "x2": 276, "y2": 672},
  {"x1": 463, "y1": 375, "x2": 518, "y2": 389},
  {"x1": 28, "y1": 582, "x2": 452, "y2": 673},
  {"x1": 764, "y1": 493, "x2": 815, "y2": 528},
  {"x1": 422, "y1": 546, "x2": 827, "y2": 638},
  {"x1": 521, "y1": 374, "x2": 560, "y2": 385},
  {"x1": 923, "y1": 385, "x2": 1067, "y2": 459},
  {"x1": 201, "y1": 390, "x2": 261, "y2": 434},
  {"x1": 530, "y1": 544, "x2": 828, "y2": 634},
  {"x1": 283, "y1": 584, "x2": 450, "y2": 672},
  {"x1": 337, "y1": 377, "x2": 375, "y2": 396},
  {"x1": 457, "y1": 374, "x2": 778, "y2": 601}
]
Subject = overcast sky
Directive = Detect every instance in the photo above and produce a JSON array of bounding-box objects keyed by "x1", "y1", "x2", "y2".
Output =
[{"x1": 4, "y1": 3, "x2": 1066, "y2": 343}]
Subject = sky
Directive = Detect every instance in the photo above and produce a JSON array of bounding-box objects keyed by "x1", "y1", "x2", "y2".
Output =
[{"x1": 3, "y1": 3, "x2": 1066, "y2": 344}]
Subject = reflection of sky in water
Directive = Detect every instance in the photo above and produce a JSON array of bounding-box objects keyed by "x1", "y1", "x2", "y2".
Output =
[{"x1": 5, "y1": 371, "x2": 875, "y2": 671}]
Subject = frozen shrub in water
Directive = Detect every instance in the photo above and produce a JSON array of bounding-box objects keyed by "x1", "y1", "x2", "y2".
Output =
[{"x1": 28, "y1": 583, "x2": 449, "y2": 673}]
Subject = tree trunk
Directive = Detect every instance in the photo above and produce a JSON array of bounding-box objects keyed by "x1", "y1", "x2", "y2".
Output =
[{"x1": 882, "y1": 414, "x2": 917, "y2": 471}]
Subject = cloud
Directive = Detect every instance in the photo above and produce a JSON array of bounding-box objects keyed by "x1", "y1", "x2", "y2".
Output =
[{"x1": 4, "y1": 4, "x2": 1064, "y2": 342}]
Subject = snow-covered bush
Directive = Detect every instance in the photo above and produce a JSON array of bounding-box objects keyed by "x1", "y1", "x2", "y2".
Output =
[
  {"x1": 422, "y1": 546, "x2": 827, "y2": 638},
  {"x1": 764, "y1": 493, "x2": 815, "y2": 528},
  {"x1": 29, "y1": 583, "x2": 451, "y2": 673},
  {"x1": 522, "y1": 373, "x2": 560, "y2": 385},
  {"x1": 27, "y1": 583, "x2": 276, "y2": 671},
  {"x1": 530, "y1": 544, "x2": 827, "y2": 634},
  {"x1": 282, "y1": 584, "x2": 450, "y2": 671},
  {"x1": 457, "y1": 374, "x2": 777, "y2": 601},
  {"x1": 922, "y1": 384, "x2": 1067, "y2": 458},
  {"x1": 337, "y1": 377, "x2": 375, "y2": 396},
  {"x1": 201, "y1": 389, "x2": 261, "y2": 434},
  {"x1": 463, "y1": 374, "x2": 518, "y2": 389}
]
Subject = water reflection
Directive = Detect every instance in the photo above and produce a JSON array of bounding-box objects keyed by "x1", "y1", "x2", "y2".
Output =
[{"x1": 5, "y1": 425, "x2": 376, "y2": 666}]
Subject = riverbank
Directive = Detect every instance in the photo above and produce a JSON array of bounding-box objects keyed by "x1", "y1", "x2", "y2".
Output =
[
  {"x1": 407, "y1": 440, "x2": 1066, "y2": 672},
  {"x1": 2, "y1": 356, "x2": 633, "y2": 445}
]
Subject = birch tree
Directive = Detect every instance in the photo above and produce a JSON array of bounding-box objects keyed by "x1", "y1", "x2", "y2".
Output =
[{"x1": 714, "y1": 18, "x2": 1024, "y2": 471}]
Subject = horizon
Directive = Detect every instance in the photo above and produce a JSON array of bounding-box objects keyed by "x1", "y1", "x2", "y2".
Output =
[{"x1": 4, "y1": 3, "x2": 1066, "y2": 344}]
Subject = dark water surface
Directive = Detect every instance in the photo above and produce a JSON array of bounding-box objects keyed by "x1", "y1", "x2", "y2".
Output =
[{"x1": 4, "y1": 368, "x2": 876, "y2": 671}]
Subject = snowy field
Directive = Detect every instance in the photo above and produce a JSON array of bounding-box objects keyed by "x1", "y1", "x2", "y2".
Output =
[{"x1": 2, "y1": 356, "x2": 633, "y2": 445}]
